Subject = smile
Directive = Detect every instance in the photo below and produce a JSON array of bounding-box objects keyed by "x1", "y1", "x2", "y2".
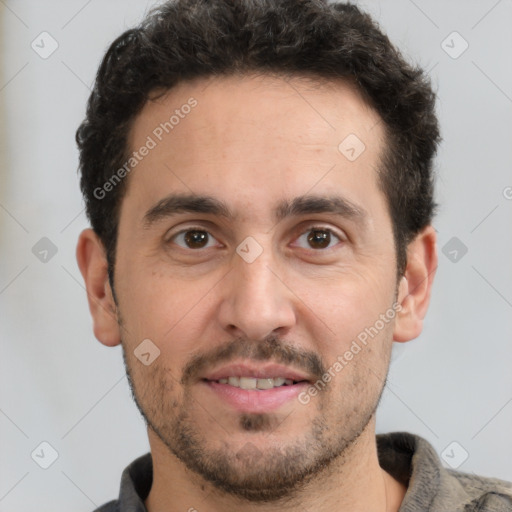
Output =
[{"x1": 204, "y1": 376, "x2": 305, "y2": 390}]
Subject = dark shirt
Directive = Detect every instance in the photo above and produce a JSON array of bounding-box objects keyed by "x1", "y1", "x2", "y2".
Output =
[{"x1": 94, "y1": 432, "x2": 512, "y2": 511}]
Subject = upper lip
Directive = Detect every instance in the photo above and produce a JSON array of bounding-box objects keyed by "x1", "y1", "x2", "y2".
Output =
[{"x1": 202, "y1": 362, "x2": 312, "y2": 382}]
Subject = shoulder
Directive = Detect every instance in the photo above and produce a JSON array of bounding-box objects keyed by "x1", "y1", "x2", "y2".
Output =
[
  {"x1": 89, "y1": 452, "x2": 153, "y2": 512},
  {"x1": 446, "y1": 469, "x2": 512, "y2": 511},
  {"x1": 91, "y1": 500, "x2": 118, "y2": 512},
  {"x1": 377, "y1": 432, "x2": 512, "y2": 512}
]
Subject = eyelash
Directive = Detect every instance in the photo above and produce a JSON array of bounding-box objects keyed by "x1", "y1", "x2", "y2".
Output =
[
  {"x1": 292, "y1": 226, "x2": 343, "y2": 250},
  {"x1": 167, "y1": 225, "x2": 344, "y2": 251}
]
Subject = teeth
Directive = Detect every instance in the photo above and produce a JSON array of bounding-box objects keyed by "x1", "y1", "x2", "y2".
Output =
[
  {"x1": 215, "y1": 376, "x2": 299, "y2": 389},
  {"x1": 239, "y1": 377, "x2": 257, "y2": 390},
  {"x1": 256, "y1": 378, "x2": 274, "y2": 390},
  {"x1": 228, "y1": 376, "x2": 239, "y2": 387}
]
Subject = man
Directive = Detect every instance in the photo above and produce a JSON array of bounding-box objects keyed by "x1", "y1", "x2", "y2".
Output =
[{"x1": 75, "y1": 0, "x2": 512, "y2": 510}]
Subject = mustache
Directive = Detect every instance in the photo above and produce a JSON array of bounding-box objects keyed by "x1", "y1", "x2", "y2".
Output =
[{"x1": 181, "y1": 334, "x2": 327, "y2": 385}]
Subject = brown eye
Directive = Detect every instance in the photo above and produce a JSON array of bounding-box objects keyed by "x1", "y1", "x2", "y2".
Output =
[
  {"x1": 307, "y1": 229, "x2": 331, "y2": 249},
  {"x1": 294, "y1": 227, "x2": 342, "y2": 250},
  {"x1": 184, "y1": 230, "x2": 209, "y2": 248},
  {"x1": 171, "y1": 229, "x2": 217, "y2": 249}
]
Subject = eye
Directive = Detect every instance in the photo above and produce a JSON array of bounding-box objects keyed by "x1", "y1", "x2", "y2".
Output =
[
  {"x1": 293, "y1": 227, "x2": 343, "y2": 250},
  {"x1": 170, "y1": 228, "x2": 219, "y2": 250}
]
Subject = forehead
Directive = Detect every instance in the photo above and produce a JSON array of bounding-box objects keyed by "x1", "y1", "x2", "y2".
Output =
[
  {"x1": 121, "y1": 73, "x2": 387, "y2": 224},
  {"x1": 131, "y1": 73, "x2": 382, "y2": 148}
]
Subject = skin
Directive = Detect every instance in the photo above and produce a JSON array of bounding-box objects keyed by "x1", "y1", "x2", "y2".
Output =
[{"x1": 77, "y1": 73, "x2": 437, "y2": 512}]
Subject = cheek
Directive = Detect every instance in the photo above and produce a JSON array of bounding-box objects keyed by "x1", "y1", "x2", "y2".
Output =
[
  {"x1": 128, "y1": 354, "x2": 183, "y2": 420},
  {"x1": 295, "y1": 268, "x2": 396, "y2": 351},
  {"x1": 117, "y1": 259, "x2": 200, "y2": 330}
]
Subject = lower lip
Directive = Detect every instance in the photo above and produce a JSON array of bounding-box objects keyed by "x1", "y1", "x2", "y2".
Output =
[{"x1": 202, "y1": 380, "x2": 309, "y2": 413}]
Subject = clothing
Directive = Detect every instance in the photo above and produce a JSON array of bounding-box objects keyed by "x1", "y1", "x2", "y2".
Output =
[{"x1": 94, "y1": 432, "x2": 512, "y2": 511}]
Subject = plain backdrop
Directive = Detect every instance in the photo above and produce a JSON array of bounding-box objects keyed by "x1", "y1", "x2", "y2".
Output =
[{"x1": 1, "y1": 1, "x2": 511, "y2": 510}]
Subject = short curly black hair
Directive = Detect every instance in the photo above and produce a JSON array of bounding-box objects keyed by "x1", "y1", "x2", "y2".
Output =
[{"x1": 76, "y1": 0, "x2": 440, "y2": 282}]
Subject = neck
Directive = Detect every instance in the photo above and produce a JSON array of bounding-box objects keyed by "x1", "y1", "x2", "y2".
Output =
[{"x1": 145, "y1": 418, "x2": 406, "y2": 512}]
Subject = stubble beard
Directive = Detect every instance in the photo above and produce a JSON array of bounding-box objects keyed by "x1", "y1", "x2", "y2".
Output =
[{"x1": 121, "y1": 341, "x2": 388, "y2": 503}]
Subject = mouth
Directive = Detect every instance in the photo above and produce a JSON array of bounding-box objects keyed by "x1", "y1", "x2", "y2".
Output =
[
  {"x1": 203, "y1": 376, "x2": 307, "y2": 390},
  {"x1": 200, "y1": 363, "x2": 312, "y2": 413}
]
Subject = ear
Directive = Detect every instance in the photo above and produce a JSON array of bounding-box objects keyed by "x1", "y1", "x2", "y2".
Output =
[
  {"x1": 76, "y1": 228, "x2": 121, "y2": 347},
  {"x1": 393, "y1": 225, "x2": 437, "y2": 342}
]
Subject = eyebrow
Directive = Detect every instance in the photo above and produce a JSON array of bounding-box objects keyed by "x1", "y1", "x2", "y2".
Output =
[
  {"x1": 142, "y1": 192, "x2": 368, "y2": 228},
  {"x1": 143, "y1": 194, "x2": 233, "y2": 228}
]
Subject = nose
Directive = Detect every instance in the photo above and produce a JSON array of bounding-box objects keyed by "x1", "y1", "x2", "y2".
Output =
[{"x1": 217, "y1": 249, "x2": 297, "y2": 341}]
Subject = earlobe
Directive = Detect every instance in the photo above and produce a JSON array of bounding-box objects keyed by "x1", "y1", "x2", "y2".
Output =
[
  {"x1": 76, "y1": 228, "x2": 121, "y2": 347},
  {"x1": 393, "y1": 225, "x2": 438, "y2": 343}
]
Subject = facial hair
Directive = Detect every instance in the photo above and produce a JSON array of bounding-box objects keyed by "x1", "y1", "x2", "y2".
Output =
[{"x1": 122, "y1": 333, "x2": 389, "y2": 502}]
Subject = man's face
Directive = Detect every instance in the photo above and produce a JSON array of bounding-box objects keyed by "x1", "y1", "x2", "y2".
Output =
[{"x1": 113, "y1": 74, "x2": 400, "y2": 500}]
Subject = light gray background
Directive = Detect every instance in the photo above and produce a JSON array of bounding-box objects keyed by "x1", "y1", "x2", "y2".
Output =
[{"x1": 1, "y1": 1, "x2": 511, "y2": 510}]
